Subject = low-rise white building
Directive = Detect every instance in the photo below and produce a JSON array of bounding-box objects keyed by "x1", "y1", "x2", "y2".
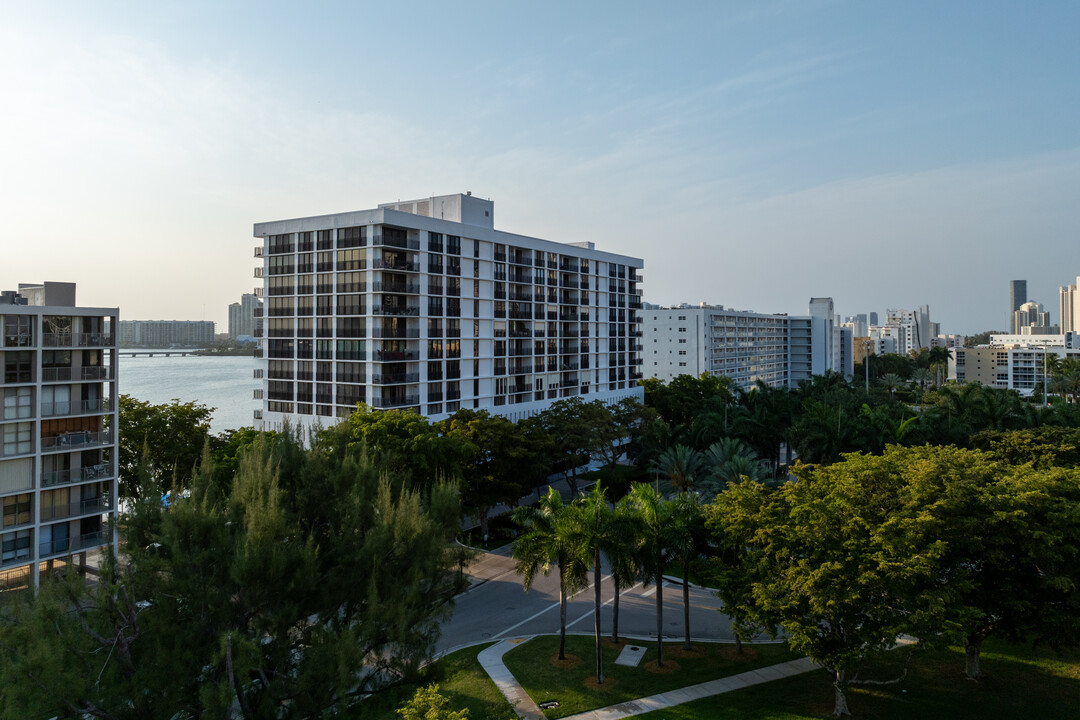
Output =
[{"x1": 642, "y1": 301, "x2": 841, "y2": 390}]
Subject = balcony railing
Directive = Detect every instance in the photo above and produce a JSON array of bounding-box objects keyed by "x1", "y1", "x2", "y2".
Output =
[
  {"x1": 372, "y1": 281, "x2": 421, "y2": 294},
  {"x1": 374, "y1": 350, "x2": 419, "y2": 362},
  {"x1": 40, "y1": 495, "x2": 115, "y2": 522},
  {"x1": 82, "y1": 366, "x2": 112, "y2": 380},
  {"x1": 41, "y1": 398, "x2": 112, "y2": 418},
  {"x1": 371, "y1": 373, "x2": 420, "y2": 385},
  {"x1": 371, "y1": 328, "x2": 419, "y2": 339},
  {"x1": 373, "y1": 259, "x2": 419, "y2": 272},
  {"x1": 43, "y1": 333, "x2": 74, "y2": 347},
  {"x1": 40, "y1": 431, "x2": 112, "y2": 452},
  {"x1": 254, "y1": 246, "x2": 264, "y2": 257},
  {"x1": 370, "y1": 394, "x2": 420, "y2": 409},
  {"x1": 372, "y1": 235, "x2": 420, "y2": 251},
  {"x1": 38, "y1": 529, "x2": 112, "y2": 559},
  {"x1": 372, "y1": 306, "x2": 420, "y2": 317}
]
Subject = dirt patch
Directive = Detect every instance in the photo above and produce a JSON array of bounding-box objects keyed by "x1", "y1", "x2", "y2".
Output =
[
  {"x1": 716, "y1": 646, "x2": 759, "y2": 662},
  {"x1": 550, "y1": 653, "x2": 582, "y2": 669},
  {"x1": 644, "y1": 658, "x2": 682, "y2": 674},
  {"x1": 667, "y1": 645, "x2": 707, "y2": 659},
  {"x1": 584, "y1": 675, "x2": 619, "y2": 690},
  {"x1": 603, "y1": 638, "x2": 626, "y2": 649}
]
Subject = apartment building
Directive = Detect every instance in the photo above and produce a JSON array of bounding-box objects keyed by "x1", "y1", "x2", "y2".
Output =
[
  {"x1": 1, "y1": 283, "x2": 118, "y2": 591},
  {"x1": 643, "y1": 304, "x2": 822, "y2": 390},
  {"x1": 252, "y1": 193, "x2": 644, "y2": 433},
  {"x1": 118, "y1": 320, "x2": 216, "y2": 348},
  {"x1": 950, "y1": 333, "x2": 1080, "y2": 394}
]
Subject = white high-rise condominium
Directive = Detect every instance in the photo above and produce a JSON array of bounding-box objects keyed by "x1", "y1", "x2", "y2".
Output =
[
  {"x1": 252, "y1": 193, "x2": 644, "y2": 434},
  {"x1": 1, "y1": 282, "x2": 118, "y2": 591}
]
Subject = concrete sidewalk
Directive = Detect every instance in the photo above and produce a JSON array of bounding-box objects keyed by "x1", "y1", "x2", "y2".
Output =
[{"x1": 479, "y1": 637, "x2": 818, "y2": 720}]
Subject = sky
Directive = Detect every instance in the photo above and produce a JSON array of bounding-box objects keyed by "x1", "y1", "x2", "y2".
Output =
[{"x1": 2, "y1": 1, "x2": 1078, "y2": 334}]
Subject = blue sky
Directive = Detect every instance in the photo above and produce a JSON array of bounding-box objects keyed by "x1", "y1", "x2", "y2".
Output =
[{"x1": 2, "y1": 1, "x2": 1078, "y2": 333}]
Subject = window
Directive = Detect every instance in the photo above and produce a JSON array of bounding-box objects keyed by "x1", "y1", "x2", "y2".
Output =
[
  {"x1": 678, "y1": 327, "x2": 686, "y2": 332},
  {"x1": 1, "y1": 529, "x2": 31, "y2": 565},
  {"x1": 2, "y1": 494, "x2": 31, "y2": 528},
  {"x1": 2, "y1": 387, "x2": 32, "y2": 420},
  {"x1": 2, "y1": 422, "x2": 32, "y2": 456}
]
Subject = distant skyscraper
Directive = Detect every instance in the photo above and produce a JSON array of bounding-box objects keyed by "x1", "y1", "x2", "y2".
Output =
[
  {"x1": 1060, "y1": 278, "x2": 1079, "y2": 333},
  {"x1": 869, "y1": 312, "x2": 878, "y2": 326},
  {"x1": 228, "y1": 293, "x2": 260, "y2": 339},
  {"x1": 1009, "y1": 280, "x2": 1027, "y2": 333}
]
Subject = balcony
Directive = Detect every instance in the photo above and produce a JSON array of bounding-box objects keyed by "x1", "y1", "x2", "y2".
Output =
[
  {"x1": 372, "y1": 305, "x2": 420, "y2": 317},
  {"x1": 254, "y1": 267, "x2": 264, "y2": 278},
  {"x1": 40, "y1": 495, "x2": 115, "y2": 522},
  {"x1": 42, "y1": 333, "x2": 74, "y2": 347},
  {"x1": 41, "y1": 398, "x2": 112, "y2": 418},
  {"x1": 372, "y1": 235, "x2": 420, "y2": 251},
  {"x1": 254, "y1": 246, "x2": 264, "y2": 257},
  {"x1": 40, "y1": 430, "x2": 112, "y2": 452},
  {"x1": 373, "y1": 259, "x2": 419, "y2": 272},
  {"x1": 39, "y1": 528, "x2": 112, "y2": 559},
  {"x1": 372, "y1": 281, "x2": 421, "y2": 294},
  {"x1": 370, "y1": 394, "x2": 420, "y2": 409},
  {"x1": 371, "y1": 327, "x2": 420, "y2": 339},
  {"x1": 374, "y1": 349, "x2": 419, "y2": 362},
  {"x1": 371, "y1": 372, "x2": 420, "y2": 385}
]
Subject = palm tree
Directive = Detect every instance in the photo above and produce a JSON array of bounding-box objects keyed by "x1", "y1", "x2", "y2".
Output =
[
  {"x1": 670, "y1": 492, "x2": 705, "y2": 650},
  {"x1": 650, "y1": 444, "x2": 706, "y2": 493},
  {"x1": 608, "y1": 496, "x2": 643, "y2": 644},
  {"x1": 627, "y1": 483, "x2": 680, "y2": 666},
  {"x1": 879, "y1": 373, "x2": 904, "y2": 401},
  {"x1": 512, "y1": 487, "x2": 586, "y2": 660},
  {"x1": 702, "y1": 438, "x2": 764, "y2": 493},
  {"x1": 567, "y1": 484, "x2": 614, "y2": 684}
]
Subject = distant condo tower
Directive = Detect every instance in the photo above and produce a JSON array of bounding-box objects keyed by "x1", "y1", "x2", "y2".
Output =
[
  {"x1": 1009, "y1": 279, "x2": 1027, "y2": 333},
  {"x1": 251, "y1": 193, "x2": 644, "y2": 435}
]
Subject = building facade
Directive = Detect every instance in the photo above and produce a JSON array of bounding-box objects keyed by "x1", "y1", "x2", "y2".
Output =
[
  {"x1": 643, "y1": 305, "x2": 817, "y2": 389},
  {"x1": 1, "y1": 283, "x2": 118, "y2": 591},
  {"x1": 118, "y1": 320, "x2": 216, "y2": 348},
  {"x1": 252, "y1": 193, "x2": 644, "y2": 433}
]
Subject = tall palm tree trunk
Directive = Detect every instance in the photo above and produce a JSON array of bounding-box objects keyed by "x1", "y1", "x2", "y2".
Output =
[
  {"x1": 593, "y1": 550, "x2": 603, "y2": 683},
  {"x1": 655, "y1": 570, "x2": 665, "y2": 666},
  {"x1": 559, "y1": 582, "x2": 568, "y2": 660},
  {"x1": 611, "y1": 579, "x2": 621, "y2": 643},
  {"x1": 558, "y1": 551, "x2": 568, "y2": 660},
  {"x1": 683, "y1": 562, "x2": 692, "y2": 650}
]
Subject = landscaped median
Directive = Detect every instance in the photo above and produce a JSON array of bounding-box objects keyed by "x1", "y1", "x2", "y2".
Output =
[{"x1": 500, "y1": 635, "x2": 800, "y2": 719}]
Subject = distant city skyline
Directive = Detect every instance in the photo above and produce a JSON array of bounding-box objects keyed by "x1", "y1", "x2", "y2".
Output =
[{"x1": 3, "y1": 1, "x2": 1078, "y2": 334}]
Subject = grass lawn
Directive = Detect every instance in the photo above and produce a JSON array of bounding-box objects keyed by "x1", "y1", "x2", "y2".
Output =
[
  {"x1": 502, "y1": 634, "x2": 799, "y2": 719},
  {"x1": 366, "y1": 642, "x2": 516, "y2": 720},
  {"x1": 631, "y1": 639, "x2": 1080, "y2": 719}
]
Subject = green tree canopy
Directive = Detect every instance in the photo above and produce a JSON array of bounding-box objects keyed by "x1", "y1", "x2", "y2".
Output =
[
  {"x1": 0, "y1": 432, "x2": 462, "y2": 719},
  {"x1": 117, "y1": 394, "x2": 214, "y2": 499}
]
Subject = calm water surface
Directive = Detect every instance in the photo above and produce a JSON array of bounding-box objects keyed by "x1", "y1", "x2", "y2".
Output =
[{"x1": 118, "y1": 352, "x2": 260, "y2": 434}]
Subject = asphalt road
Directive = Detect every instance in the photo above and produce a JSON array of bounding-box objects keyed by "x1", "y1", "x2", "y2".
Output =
[{"x1": 436, "y1": 546, "x2": 739, "y2": 655}]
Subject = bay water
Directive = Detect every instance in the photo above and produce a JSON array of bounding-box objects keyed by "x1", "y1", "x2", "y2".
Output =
[{"x1": 117, "y1": 352, "x2": 261, "y2": 435}]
